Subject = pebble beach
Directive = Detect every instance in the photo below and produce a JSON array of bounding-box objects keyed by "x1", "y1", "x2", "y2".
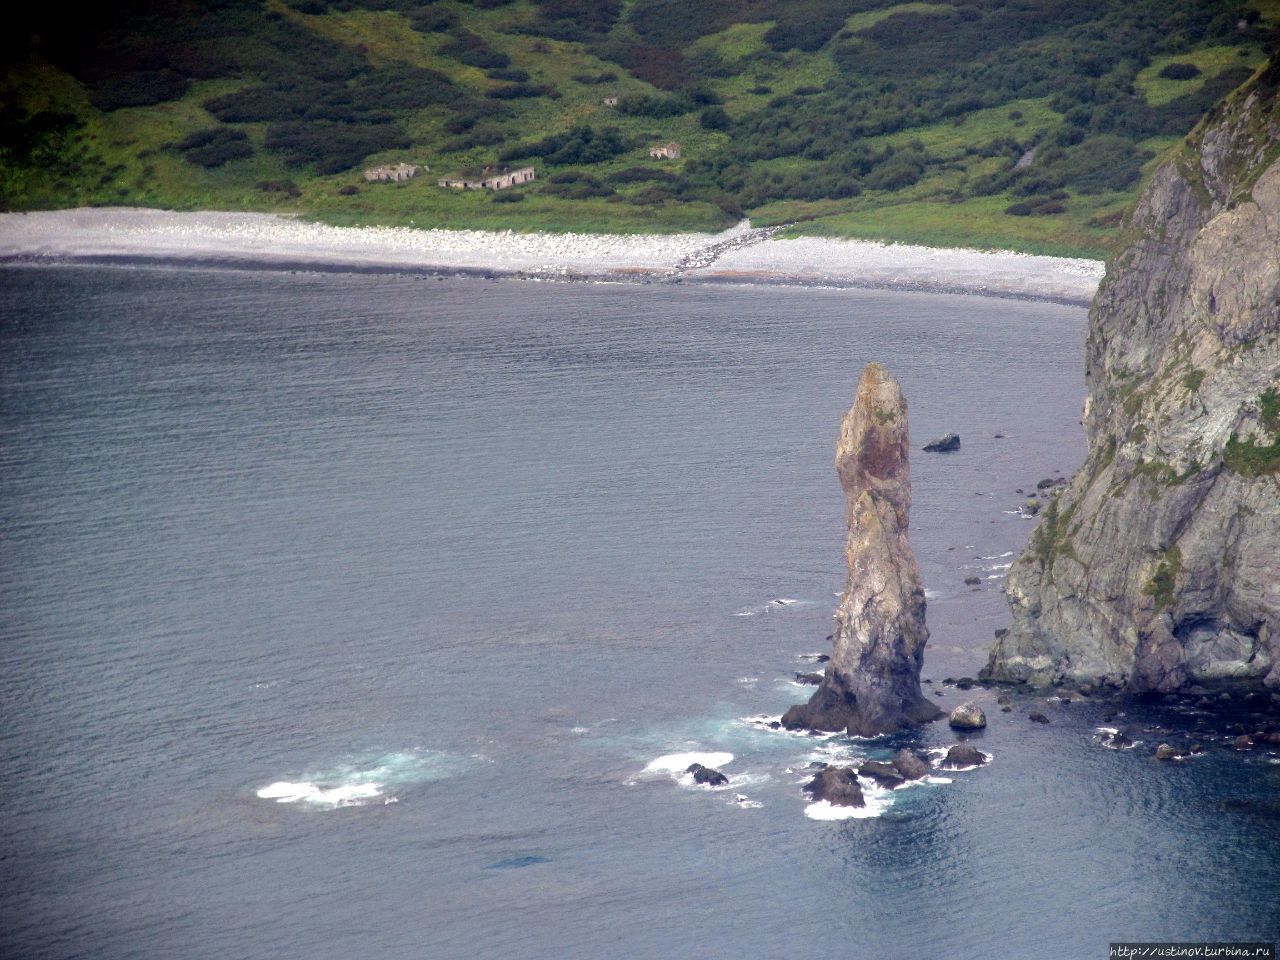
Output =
[{"x1": 0, "y1": 207, "x2": 1106, "y2": 304}]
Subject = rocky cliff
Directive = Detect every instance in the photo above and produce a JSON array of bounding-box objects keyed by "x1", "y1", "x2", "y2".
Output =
[
  {"x1": 783, "y1": 363, "x2": 943, "y2": 736},
  {"x1": 984, "y1": 60, "x2": 1280, "y2": 692}
]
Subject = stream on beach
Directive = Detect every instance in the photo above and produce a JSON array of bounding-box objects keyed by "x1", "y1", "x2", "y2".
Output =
[{"x1": 2, "y1": 265, "x2": 1277, "y2": 959}]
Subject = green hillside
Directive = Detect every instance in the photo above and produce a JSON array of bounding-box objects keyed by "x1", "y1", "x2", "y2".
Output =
[{"x1": 2, "y1": 0, "x2": 1277, "y2": 255}]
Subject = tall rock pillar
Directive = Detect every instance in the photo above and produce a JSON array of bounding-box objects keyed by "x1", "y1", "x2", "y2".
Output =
[{"x1": 783, "y1": 362, "x2": 943, "y2": 737}]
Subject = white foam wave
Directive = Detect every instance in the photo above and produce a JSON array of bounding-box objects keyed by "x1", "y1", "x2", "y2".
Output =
[
  {"x1": 735, "y1": 598, "x2": 803, "y2": 617},
  {"x1": 644, "y1": 751, "x2": 733, "y2": 775},
  {"x1": 257, "y1": 780, "x2": 385, "y2": 807},
  {"x1": 804, "y1": 787, "x2": 894, "y2": 820},
  {"x1": 979, "y1": 552, "x2": 1014, "y2": 560},
  {"x1": 256, "y1": 750, "x2": 457, "y2": 809}
]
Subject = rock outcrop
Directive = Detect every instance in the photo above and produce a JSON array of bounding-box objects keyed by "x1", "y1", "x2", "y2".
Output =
[
  {"x1": 948, "y1": 702, "x2": 987, "y2": 730},
  {"x1": 984, "y1": 60, "x2": 1280, "y2": 692},
  {"x1": 923, "y1": 432, "x2": 961, "y2": 453},
  {"x1": 782, "y1": 362, "x2": 943, "y2": 736},
  {"x1": 803, "y1": 766, "x2": 865, "y2": 807}
]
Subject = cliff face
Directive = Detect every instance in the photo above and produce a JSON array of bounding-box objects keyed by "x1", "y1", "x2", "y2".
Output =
[
  {"x1": 985, "y1": 62, "x2": 1280, "y2": 692},
  {"x1": 783, "y1": 363, "x2": 943, "y2": 736}
]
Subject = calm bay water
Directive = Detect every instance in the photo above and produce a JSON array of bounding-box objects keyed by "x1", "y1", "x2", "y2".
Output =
[{"x1": 1, "y1": 266, "x2": 1277, "y2": 959}]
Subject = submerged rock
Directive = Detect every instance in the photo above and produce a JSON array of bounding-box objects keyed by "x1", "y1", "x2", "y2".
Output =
[
  {"x1": 949, "y1": 702, "x2": 987, "y2": 729},
  {"x1": 984, "y1": 62, "x2": 1280, "y2": 694},
  {"x1": 782, "y1": 363, "x2": 943, "y2": 738},
  {"x1": 803, "y1": 766, "x2": 865, "y2": 807},
  {"x1": 1029, "y1": 712, "x2": 1050, "y2": 724},
  {"x1": 923, "y1": 433, "x2": 961, "y2": 453},
  {"x1": 941, "y1": 744, "x2": 987, "y2": 769},
  {"x1": 686, "y1": 763, "x2": 728, "y2": 786}
]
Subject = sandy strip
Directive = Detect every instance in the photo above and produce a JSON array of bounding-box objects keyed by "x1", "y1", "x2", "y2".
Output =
[{"x1": 0, "y1": 207, "x2": 1105, "y2": 304}]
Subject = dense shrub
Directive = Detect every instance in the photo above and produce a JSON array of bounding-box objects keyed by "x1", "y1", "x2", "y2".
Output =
[
  {"x1": 177, "y1": 127, "x2": 253, "y2": 167},
  {"x1": 88, "y1": 69, "x2": 190, "y2": 111},
  {"x1": 491, "y1": 190, "x2": 525, "y2": 202},
  {"x1": 531, "y1": 0, "x2": 621, "y2": 37},
  {"x1": 764, "y1": 4, "x2": 847, "y2": 52},
  {"x1": 1159, "y1": 62, "x2": 1202, "y2": 81},
  {"x1": 486, "y1": 83, "x2": 559, "y2": 100},
  {"x1": 617, "y1": 93, "x2": 695, "y2": 118},
  {"x1": 264, "y1": 121, "x2": 409, "y2": 174},
  {"x1": 440, "y1": 29, "x2": 511, "y2": 70},
  {"x1": 501, "y1": 126, "x2": 630, "y2": 165},
  {"x1": 700, "y1": 107, "x2": 731, "y2": 131},
  {"x1": 487, "y1": 68, "x2": 530, "y2": 83}
]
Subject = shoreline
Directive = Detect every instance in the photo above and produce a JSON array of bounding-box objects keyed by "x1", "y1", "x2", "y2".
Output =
[{"x1": 0, "y1": 208, "x2": 1106, "y2": 305}]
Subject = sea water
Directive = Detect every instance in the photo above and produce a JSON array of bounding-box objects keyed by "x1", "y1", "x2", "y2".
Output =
[{"x1": 1, "y1": 266, "x2": 1277, "y2": 959}]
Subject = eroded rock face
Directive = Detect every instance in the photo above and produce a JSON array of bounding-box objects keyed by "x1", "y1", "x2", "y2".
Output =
[
  {"x1": 984, "y1": 61, "x2": 1280, "y2": 693},
  {"x1": 782, "y1": 362, "x2": 943, "y2": 736}
]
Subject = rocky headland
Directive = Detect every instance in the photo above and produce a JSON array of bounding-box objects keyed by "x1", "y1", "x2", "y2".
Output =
[
  {"x1": 984, "y1": 60, "x2": 1280, "y2": 692},
  {"x1": 782, "y1": 362, "x2": 943, "y2": 737}
]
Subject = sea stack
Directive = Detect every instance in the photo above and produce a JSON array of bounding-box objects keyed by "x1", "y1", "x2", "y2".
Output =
[{"x1": 782, "y1": 362, "x2": 943, "y2": 737}]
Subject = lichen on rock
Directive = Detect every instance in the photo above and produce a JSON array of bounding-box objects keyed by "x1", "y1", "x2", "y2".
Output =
[{"x1": 782, "y1": 362, "x2": 943, "y2": 737}]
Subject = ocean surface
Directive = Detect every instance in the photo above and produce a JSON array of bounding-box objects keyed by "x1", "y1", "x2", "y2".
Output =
[{"x1": 1, "y1": 266, "x2": 1277, "y2": 960}]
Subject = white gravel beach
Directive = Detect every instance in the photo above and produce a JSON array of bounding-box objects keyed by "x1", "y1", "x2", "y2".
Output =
[{"x1": 0, "y1": 207, "x2": 1105, "y2": 304}]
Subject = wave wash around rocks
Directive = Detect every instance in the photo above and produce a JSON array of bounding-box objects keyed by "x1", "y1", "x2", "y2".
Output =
[{"x1": 783, "y1": 362, "x2": 943, "y2": 737}]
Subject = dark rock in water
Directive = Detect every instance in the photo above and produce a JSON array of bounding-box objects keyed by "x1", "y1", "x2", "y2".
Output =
[
  {"x1": 892, "y1": 748, "x2": 931, "y2": 781},
  {"x1": 964, "y1": 576, "x2": 982, "y2": 586},
  {"x1": 1100, "y1": 730, "x2": 1134, "y2": 749},
  {"x1": 955, "y1": 677, "x2": 977, "y2": 690},
  {"x1": 1155, "y1": 743, "x2": 1181, "y2": 761},
  {"x1": 768, "y1": 721, "x2": 782, "y2": 730},
  {"x1": 803, "y1": 766, "x2": 865, "y2": 807},
  {"x1": 941, "y1": 744, "x2": 987, "y2": 769},
  {"x1": 858, "y1": 760, "x2": 906, "y2": 788},
  {"x1": 795, "y1": 672, "x2": 823, "y2": 686},
  {"x1": 782, "y1": 364, "x2": 943, "y2": 738},
  {"x1": 949, "y1": 702, "x2": 987, "y2": 729},
  {"x1": 1029, "y1": 712, "x2": 1050, "y2": 724},
  {"x1": 817, "y1": 653, "x2": 830, "y2": 662},
  {"x1": 996, "y1": 695, "x2": 1011, "y2": 706},
  {"x1": 686, "y1": 763, "x2": 728, "y2": 786},
  {"x1": 1233, "y1": 734, "x2": 1255, "y2": 750},
  {"x1": 1000, "y1": 704, "x2": 1013, "y2": 712},
  {"x1": 923, "y1": 432, "x2": 961, "y2": 453}
]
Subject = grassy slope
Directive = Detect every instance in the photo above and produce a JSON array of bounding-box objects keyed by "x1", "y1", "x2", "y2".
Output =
[{"x1": 2, "y1": 0, "x2": 1277, "y2": 256}]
